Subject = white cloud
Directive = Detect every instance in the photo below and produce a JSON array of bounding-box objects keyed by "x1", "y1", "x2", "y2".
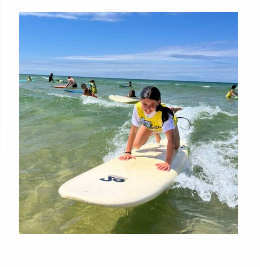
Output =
[
  {"x1": 56, "y1": 45, "x2": 237, "y2": 63},
  {"x1": 19, "y1": 43, "x2": 237, "y2": 82},
  {"x1": 20, "y1": 52, "x2": 238, "y2": 82},
  {"x1": 19, "y1": 12, "x2": 128, "y2": 22}
]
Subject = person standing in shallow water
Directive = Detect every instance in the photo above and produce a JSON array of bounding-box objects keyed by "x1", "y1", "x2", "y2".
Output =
[
  {"x1": 119, "y1": 86, "x2": 180, "y2": 172},
  {"x1": 66, "y1": 76, "x2": 77, "y2": 88},
  {"x1": 49, "y1": 73, "x2": 54, "y2": 82}
]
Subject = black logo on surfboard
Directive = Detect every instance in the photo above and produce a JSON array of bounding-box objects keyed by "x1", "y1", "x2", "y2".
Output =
[{"x1": 99, "y1": 175, "x2": 126, "y2": 182}]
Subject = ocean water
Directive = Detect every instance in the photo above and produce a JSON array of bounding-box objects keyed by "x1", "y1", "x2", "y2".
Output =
[{"x1": 19, "y1": 74, "x2": 238, "y2": 234}]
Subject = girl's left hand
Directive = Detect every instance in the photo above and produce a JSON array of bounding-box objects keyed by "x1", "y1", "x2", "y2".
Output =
[
  {"x1": 118, "y1": 154, "x2": 136, "y2": 161},
  {"x1": 155, "y1": 162, "x2": 170, "y2": 171}
]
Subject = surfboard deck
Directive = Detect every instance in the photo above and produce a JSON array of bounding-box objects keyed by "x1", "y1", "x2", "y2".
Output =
[
  {"x1": 109, "y1": 95, "x2": 139, "y2": 104},
  {"x1": 52, "y1": 85, "x2": 68, "y2": 88},
  {"x1": 58, "y1": 140, "x2": 188, "y2": 208}
]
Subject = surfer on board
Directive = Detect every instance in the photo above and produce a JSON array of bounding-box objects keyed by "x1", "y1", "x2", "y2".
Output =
[
  {"x1": 119, "y1": 86, "x2": 180, "y2": 172},
  {"x1": 127, "y1": 89, "x2": 136, "y2": 98}
]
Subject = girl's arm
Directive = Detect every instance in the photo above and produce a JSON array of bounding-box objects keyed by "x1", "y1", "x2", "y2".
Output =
[
  {"x1": 170, "y1": 107, "x2": 182, "y2": 113},
  {"x1": 155, "y1": 129, "x2": 174, "y2": 171},
  {"x1": 118, "y1": 124, "x2": 138, "y2": 160},
  {"x1": 231, "y1": 89, "x2": 237, "y2": 97}
]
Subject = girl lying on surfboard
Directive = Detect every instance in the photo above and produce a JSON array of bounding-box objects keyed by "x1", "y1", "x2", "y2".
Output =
[
  {"x1": 119, "y1": 86, "x2": 181, "y2": 172},
  {"x1": 81, "y1": 83, "x2": 98, "y2": 98},
  {"x1": 126, "y1": 89, "x2": 136, "y2": 98}
]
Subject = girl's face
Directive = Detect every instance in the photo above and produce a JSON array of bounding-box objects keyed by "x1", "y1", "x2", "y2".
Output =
[{"x1": 140, "y1": 99, "x2": 160, "y2": 115}]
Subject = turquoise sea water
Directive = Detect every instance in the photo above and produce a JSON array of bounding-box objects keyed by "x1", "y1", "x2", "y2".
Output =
[{"x1": 19, "y1": 74, "x2": 238, "y2": 234}]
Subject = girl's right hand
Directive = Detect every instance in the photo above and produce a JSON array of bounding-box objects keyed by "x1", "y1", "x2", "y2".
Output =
[{"x1": 118, "y1": 153, "x2": 136, "y2": 161}]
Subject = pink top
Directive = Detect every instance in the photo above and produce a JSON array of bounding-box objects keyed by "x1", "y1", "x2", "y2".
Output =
[{"x1": 67, "y1": 78, "x2": 75, "y2": 86}]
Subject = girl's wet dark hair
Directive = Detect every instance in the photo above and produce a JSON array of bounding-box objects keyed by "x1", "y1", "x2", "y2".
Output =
[
  {"x1": 129, "y1": 89, "x2": 136, "y2": 97},
  {"x1": 140, "y1": 86, "x2": 174, "y2": 123},
  {"x1": 140, "y1": 86, "x2": 161, "y2": 101},
  {"x1": 231, "y1": 84, "x2": 237, "y2": 89}
]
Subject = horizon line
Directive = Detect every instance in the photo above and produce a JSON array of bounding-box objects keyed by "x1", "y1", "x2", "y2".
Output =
[{"x1": 19, "y1": 73, "x2": 238, "y2": 84}]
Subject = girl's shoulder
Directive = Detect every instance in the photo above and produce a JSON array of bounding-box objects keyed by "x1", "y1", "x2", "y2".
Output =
[{"x1": 135, "y1": 101, "x2": 142, "y2": 109}]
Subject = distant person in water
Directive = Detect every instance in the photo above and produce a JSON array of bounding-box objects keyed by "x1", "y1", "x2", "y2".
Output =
[
  {"x1": 226, "y1": 84, "x2": 238, "y2": 98},
  {"x1": 129, "y1": 81, "x2": 132, "y2": 87},
  {"x1": 49, "y1": 73, "x2": 54, "y2": 82},
  {"x1": 66, "y1": 76, "x2": 77, "y2": 88},
  {"x1": 88, "y1": 80, "x2": 97, "y2": 93},
  {"x1": 81, "y1": 83, "x2": 97, "y2": 98},
  {"x1": 27, "y1": 76, "x2": 32, "y2": 82},
  {"x1": 127, "y1": 89, "x2": 136, "y2": 98}
]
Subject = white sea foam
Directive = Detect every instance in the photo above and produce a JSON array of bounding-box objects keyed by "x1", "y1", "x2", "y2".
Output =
[
  {"x1": 81, "y1": 95, "x2": 129, "y2": 108},
  {"x1": 173, "y1": 134, "x2": 238, "y2": 208},
  {"x1": 202, "y1": 85, "x2": 211, "y2": 88},
  {"x1": 160, "y1": 104, "x2": 233, "y2": 140},
  {"x1": 175, "y1": 104, "x2": 237, "y2": 122},
  {"x1": 174, "y1": 105, "x2": 238, "y2": 207},
  {"x1": 48, "y1": 93, "x2": 76, "y2": 98},
  {"x1": 182, "y1": 105, "x2": 222, "y2": 120},
  {"x1": 103, "y1": 120, "x2": 132, "y2": 162}
]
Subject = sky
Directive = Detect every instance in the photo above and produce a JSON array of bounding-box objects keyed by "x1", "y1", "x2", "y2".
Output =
[{"x1": 19, "y1": 12, "x2": 238, "y2": 82}]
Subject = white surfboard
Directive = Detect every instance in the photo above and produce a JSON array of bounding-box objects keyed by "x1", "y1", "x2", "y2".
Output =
[
  {"x1": 59, "y1": 140, "x2": 188, "y2": 208},
  {"x1": 109, "y1": 95, "x2": 139, "y2": 104}
]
